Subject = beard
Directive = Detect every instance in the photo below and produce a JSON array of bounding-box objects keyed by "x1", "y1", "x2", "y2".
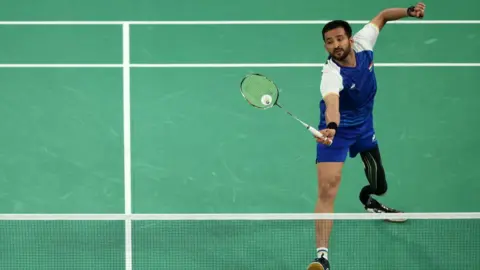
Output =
[{"x1": 331, "y1": 46, "x2": 351, "y2": 61}]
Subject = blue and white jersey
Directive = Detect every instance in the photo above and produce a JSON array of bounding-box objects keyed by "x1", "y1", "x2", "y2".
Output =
[{"x1": 319, "y1": 23, "x2": 380, "y2": 127}]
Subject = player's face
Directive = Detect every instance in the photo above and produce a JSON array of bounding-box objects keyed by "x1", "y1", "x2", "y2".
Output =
[{"x1": 323, "y1": 27, "x2": 353, "y2": 61}]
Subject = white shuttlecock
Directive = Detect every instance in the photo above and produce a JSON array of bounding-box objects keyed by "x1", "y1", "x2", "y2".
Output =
[{"x1": 261, "y1": 94, "x2": 272, "y2": 105}]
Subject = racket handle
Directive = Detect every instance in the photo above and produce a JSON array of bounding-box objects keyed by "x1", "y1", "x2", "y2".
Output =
[
  {"x1": 307, "y1": 126, "x2": 333, "y2": 146},
  {"x1": 294, "y1": 117, "x2": 333, "y2": 146}
]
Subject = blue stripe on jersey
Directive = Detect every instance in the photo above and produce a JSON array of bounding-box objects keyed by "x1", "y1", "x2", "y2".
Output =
[{"x1": 319, "y1": 50, "x2": 377, "y2": 128}]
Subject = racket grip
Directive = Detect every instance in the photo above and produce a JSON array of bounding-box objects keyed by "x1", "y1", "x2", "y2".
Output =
[{"x1": 307, "y1": 126, "x2": 333, "y2": 146}]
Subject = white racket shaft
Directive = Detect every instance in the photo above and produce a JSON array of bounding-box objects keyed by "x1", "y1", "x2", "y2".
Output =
[
  {"x1": 274, "y1": 103, "x2": 333, "y2": 146},
  {"x1": 297, "y1": 119, "x2": 333, "y2": 146}
]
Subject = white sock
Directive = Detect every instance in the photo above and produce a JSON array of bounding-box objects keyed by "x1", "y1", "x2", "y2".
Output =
[{"x1": 317, "y1": 247, "x2": 328, "y2": 259}]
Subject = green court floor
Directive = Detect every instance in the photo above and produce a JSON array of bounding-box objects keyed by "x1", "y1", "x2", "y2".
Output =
[{"x1": 0, "y1": 0, "x2": 479, "y2": 269}]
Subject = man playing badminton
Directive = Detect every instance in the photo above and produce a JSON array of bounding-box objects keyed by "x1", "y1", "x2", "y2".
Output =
[{"x1": 308, "y1": 3, "x2": 426, "y2": 270}]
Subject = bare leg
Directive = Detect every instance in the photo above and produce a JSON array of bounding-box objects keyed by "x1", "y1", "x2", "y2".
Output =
[
  {"x1": 307, "y1": 161, "x2": 343, "y2": 270},
  {"x1": 315, "y1": 162, "x2": 343, "y2": 250}
]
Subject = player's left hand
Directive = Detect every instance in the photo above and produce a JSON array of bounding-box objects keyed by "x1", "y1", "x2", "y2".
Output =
[{"x1": 410, "y1": 2, "x2": 426, "y2": 18}]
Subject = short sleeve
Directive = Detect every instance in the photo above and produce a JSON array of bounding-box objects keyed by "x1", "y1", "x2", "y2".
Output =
[
  {"x1": 353, "y1": 23, "x2": 380, "y2": 52},
  {"x1": 320, "y1": 63, "x2": 343, "y2": 98}
]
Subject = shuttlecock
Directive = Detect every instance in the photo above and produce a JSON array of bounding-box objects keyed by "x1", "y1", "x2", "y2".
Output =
[{"x1": 261, "y1": 94, "x2": 272, "y2": 105}]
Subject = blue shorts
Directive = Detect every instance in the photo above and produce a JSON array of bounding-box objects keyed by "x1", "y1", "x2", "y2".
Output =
[{"x1": 316, "y1": 114, "x2": 378, "y2": 163}]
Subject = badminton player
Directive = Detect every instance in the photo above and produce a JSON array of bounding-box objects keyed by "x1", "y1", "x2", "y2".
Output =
[{"x1": 308, "y1": 3, "x2": 426, "y2": 270}]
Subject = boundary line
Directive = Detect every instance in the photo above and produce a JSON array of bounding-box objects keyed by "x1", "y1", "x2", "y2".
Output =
[
  {"x1": 130, "y1": 63, "x2": 480, "y2": 68},
  {"x1": 0, "y1": 63, "x2": 479, "y2": 68},
  {"x1": 0, "y1": 20, "x2": 479, "y2": 25},
  {"x1": 0, "y1": 64, "x2": 122, "y2": 68},
  {"x1": 0, "y1": 212, "x2": 478, "y2": 220},
  {"x1": 122, "y1": 23, "x2": 132, "y2": 270}
]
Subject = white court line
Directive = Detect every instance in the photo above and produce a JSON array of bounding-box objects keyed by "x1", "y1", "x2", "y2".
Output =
[
  {"x1": 0, "y1": 20, "x2": 479, "y2": 25},
  {"x1": 131, "y1": 63, "x2": 480, "y2": 68},
  {"x1": 0, "y1": 63, "x2": 479, "y2": 68},
  {"x1": 122, "y1": 23, "x2": 133, "y2": 270},
  {"x1": 0, "y1": 64, "x2": 122, "y2": 68}
]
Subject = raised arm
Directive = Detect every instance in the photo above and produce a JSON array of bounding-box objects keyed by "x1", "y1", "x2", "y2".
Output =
[{"x1": 371, "y1": 2, "x2": 426, "y2": 31}]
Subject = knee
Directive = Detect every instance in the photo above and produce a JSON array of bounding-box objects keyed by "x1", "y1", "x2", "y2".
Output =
[
  {"x1": 375, "y1": 179, "x2": 388, "y2": 196},
  {"x1": 317, "y1": 172, "x2": 342, "y2": 202}
]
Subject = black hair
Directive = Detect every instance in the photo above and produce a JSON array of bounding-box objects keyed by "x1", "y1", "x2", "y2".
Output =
[{"x1": 322, "y1": 20, "x2": 352, "y2": 41}]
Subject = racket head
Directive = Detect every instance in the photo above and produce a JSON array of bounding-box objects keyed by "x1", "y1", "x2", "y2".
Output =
[{"x1": 240, "y1": 73, "x2": 279, "y2": 109}]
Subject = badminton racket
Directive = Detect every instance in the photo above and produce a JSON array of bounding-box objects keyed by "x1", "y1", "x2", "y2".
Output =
[{"x1": 239, "y1": 73, "x2": 332, "y2": 146}]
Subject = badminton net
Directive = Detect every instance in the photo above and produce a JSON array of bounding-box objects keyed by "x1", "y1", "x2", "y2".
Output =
[{"x1": 0, "y1": 212, "x2": 479, "y2": 269}]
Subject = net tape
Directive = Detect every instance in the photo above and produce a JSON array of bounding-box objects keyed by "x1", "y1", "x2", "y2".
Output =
[{"x1": 0, "y1": 212, "x2": 479, "y2": 220}]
